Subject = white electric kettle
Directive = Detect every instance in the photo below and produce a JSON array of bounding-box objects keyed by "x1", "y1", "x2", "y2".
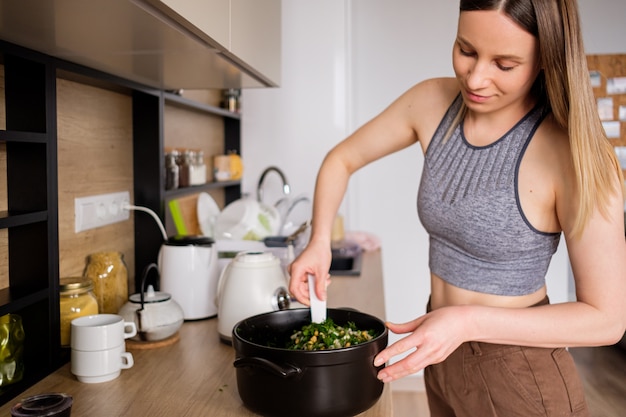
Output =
[
  {"x1": 159, "y1": 235, "x2": 220, "y2": 320},
  {"x1": 217, "y1": 251, "x2": 291, "y2": 343}
]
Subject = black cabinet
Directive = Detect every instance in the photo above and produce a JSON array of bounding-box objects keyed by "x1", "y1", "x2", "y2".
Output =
[{"x1": 0, "y1": 44, "x2": 62, "y2": 404}]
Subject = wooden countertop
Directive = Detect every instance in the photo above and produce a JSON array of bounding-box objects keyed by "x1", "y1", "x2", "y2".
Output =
[{"x1": 0, "y1": 250, "x2": 392, "y2": 416}]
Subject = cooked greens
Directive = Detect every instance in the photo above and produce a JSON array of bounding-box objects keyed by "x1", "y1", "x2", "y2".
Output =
[{"x1": 287, "y1": 318, "x2": 377, "y2": 351}]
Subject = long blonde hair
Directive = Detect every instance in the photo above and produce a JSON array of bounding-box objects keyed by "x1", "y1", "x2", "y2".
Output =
[{"x1": 455, "y1": 0, "x2": 623, "y2": 237}]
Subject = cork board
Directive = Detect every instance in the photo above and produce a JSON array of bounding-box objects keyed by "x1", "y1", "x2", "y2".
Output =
[
  {"x1": 586, "y1": 54, "x2": 626, "y2": 146},
  {"x1": 587, "y1": 54, "x2": 626, "y2": 179}
]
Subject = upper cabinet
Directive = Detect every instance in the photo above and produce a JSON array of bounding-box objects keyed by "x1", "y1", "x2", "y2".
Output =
[
  {"x1": 0, "y1": 0, "x2": 281, "y2": 90},
  {"x1": 231, "y1": 0, "x2": 281, "y2": 87},
  {"x1": 159, "y1": 0, "x2": 281, "y2": 87},
  {"x1": 159, "y1": 0, "x2": 231, "y2": 50}
]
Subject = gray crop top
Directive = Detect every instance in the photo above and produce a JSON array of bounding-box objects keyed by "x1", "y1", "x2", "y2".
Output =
[{"x1": 417, "y1": 95, "x2": 561, "y2": 296}]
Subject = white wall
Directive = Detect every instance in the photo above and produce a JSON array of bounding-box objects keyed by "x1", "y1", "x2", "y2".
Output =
[
  {"x1": 241, "y1": 0, "x2": 626, "y2": 358},
  {"x1": 240, "y1": 1, "x2": 350, "y2": 203}
]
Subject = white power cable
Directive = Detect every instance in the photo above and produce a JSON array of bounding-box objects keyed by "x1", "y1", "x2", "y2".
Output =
[{"x1": 122, "y1": 203, "x2": 168, "y2": 241}]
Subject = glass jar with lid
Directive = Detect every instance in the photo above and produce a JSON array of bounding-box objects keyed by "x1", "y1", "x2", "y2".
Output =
[
  {"x1": 191, "y1": 150, "x2": 207, "y2": 185},
  {"x1": 59, "y1": 277, "x2": 99, "y2": 347},
  {"x1": 178, "y1": 149, "x2": 196, "y2": 188},
  {"x1": 83, "y1": 251, "x2": 129, "y2": 315},
  {"x1": 165, "y1": 150, "x2": 180, "y2": 190}
]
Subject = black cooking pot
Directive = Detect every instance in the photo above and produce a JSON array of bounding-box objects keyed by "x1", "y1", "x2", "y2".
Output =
[{"x1": 232, "y1": 308, "x2": 388, "y2": 417}]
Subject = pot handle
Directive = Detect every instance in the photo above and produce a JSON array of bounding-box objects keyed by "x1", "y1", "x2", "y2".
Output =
[{"x1": 233, "y1": 357, "x2": 302, "y2": 379}]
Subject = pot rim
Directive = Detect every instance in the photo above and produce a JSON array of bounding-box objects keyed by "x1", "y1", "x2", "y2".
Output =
[{"x1": 232, "y1": 307, "x2": 388, "y2": 353}]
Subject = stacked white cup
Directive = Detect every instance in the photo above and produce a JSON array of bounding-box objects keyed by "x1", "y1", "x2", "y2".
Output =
[{"x1": 70, "y1": 314, "x2": 136, "y2": 383}]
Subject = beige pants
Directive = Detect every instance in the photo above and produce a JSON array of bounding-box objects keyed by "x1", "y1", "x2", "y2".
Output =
[{"x1": 424, "y1": 297, "x2": 589, "y2": 417}]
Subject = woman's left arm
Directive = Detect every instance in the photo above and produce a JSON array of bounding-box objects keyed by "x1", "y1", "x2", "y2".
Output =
[{"x1": 374, "y1": 179, "x2": 626, "y2": 382}]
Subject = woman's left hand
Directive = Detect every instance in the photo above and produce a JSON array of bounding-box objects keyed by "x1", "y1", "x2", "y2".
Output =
[{"x1": 373, "y1": 306, "x2": 470, "y2": 383}]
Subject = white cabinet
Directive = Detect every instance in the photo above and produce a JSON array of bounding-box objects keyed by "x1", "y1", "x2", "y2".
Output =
[
  {"x1": 160, "y1": 0, "x2": 230, "y2": 49},
  {"x1": 231, "y1": 0, "x2": 281, "y2": 86},
  {"x1": 159, "y1": 0, "x2": 281, "y2": 86}
]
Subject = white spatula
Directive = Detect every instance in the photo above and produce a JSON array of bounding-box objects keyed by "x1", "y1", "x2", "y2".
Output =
[{"x1": 308, "y1": 274, "x2": 327, "y2": 323}]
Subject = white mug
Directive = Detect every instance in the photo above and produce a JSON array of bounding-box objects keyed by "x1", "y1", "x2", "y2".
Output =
[
  {"x1": 71, "y1": 314, "x2": 137, "y2": 352},
  {"x1": 71, "y1": 343, "x2": 134, "y2": 383}
]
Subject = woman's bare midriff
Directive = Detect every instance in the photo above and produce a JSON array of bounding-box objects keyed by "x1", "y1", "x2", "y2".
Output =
[{"x1": 430, "y1": 273, "x2": 548, "y2": 310}]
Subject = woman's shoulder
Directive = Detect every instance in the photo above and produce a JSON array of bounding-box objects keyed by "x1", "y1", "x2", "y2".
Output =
[
  {"x1": 402, "y1": 78, "x2": 460, "y2": 146},
  {"x1": 406, "y1": 77, "x2": 460, "y2": 104},
  {"x1": 533, "y1": 113, "x2": 571, "y2": 159}
]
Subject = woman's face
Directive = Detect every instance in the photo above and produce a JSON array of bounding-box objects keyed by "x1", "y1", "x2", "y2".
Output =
[{"x1": 453, "y1": 10, "x2": 541, "y2": 114}]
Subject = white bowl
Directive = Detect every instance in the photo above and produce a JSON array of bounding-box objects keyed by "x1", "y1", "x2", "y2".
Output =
[{"x1": 214, "y1": 198, "x2": 281, "y2": 241}]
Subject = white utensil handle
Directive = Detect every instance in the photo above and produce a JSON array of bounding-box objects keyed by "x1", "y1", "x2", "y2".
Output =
[{"x1": 308, "y1": 274, "x2": 327, "y2": 323}]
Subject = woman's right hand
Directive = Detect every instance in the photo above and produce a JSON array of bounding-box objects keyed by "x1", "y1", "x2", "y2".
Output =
[{"x1": 288, "y1": 240, "x2": 332, "y2": 305}]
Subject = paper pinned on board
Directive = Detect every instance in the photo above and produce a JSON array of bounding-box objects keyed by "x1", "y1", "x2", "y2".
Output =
[
  {"x1": 597, "y1": 97, "x2": 614, "y2": 120},
  {"x1": 607, "y1": 76, "x2": 626, "y2": 95},
  {"x1": 602, "y1": 121, "x2": 621, "y2": 138}
]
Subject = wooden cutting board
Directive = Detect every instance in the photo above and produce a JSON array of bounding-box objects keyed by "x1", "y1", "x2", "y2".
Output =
[{"x1": 167, "y1": 194, "x2": 201, "y2": 235}]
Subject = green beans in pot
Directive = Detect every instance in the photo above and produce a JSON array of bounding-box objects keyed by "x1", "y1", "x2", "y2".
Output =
[{"x1": 288, "y1": 318, "x2": 378, "y2": 350}]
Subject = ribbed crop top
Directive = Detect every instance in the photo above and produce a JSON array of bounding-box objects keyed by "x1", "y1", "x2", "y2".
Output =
[{"x1": 417, "y1": 95, "x2": 561, "y2": 296}]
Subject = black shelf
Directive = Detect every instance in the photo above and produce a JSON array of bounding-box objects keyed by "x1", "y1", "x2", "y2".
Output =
[
  {"x1": 164, "y1": 180, "x2": 241, "y2": 199},
  {"x1": 0, "y1": 130, "x2": 48, "y2": 143},
  {"x1": 0, "y1": 44, "x2": 61, "y2": 405},
  {"x1": 0, "y1": 289, "x2": 49, "y2": 316},
  {"x1": 163, "y1": 91, "x2": 241, "y2": 119},
  {"x1": 0, "y1": 40, "x2": 243, "y2": 404},
  {"x1": 0, "y1": 211, "x2": 47, "y2": 228},
  {"x1": 133, "y1": 89, "x2": 242, "y2": 293}
]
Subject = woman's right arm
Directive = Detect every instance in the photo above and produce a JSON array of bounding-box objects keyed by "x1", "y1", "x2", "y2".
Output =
[{"x1": 288, "y1": 77, "x2": 455, "y2": 304}]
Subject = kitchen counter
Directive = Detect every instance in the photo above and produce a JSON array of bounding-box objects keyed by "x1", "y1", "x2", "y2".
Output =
[{"x1": 0, "y1": 250, "x2": 392, "y2": 416}]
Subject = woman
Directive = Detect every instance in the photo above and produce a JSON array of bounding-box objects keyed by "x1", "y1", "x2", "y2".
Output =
[{"x1": 288, "y1": 1, "x2": 626, "y2": 416}]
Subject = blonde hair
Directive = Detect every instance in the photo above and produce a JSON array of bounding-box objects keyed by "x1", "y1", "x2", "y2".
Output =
[{"x1": 454, "y1": 0, "x2": 624, "y2": 237}]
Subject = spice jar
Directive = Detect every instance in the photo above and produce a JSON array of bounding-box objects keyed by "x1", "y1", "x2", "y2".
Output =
[
  {"x1": 59, "y1": 277, "x2": 99, "y2": 347},
  {"x1": 178, "y1": 149, "x2": 196, "y2": 188},
  {"x1": 165, "y1": 150, "x2": 180, "y2": 190},
  {"x1": 191, "y1": 150, "x2": 207, "y2": 185},
  {"x1": 222, "y1": 88, "x2": 241, "y2": 112},
  {"x1": 83, "y1": 252, "x2": 129, "y2": 314}
]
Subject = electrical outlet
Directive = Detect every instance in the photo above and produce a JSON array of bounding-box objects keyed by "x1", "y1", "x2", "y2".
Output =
[{"x1": 75, "y1": 191, "x2": 131, "y2": 233}]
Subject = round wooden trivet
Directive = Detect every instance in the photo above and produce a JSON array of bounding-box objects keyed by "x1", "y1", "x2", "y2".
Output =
[{"x1": 126, "y1": 332, "x2": 180, "y2": 350}]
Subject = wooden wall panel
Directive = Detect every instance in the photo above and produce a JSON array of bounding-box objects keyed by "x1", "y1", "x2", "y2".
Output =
[{"x1": 56, "y1": 78, "x2": 136, "y2": 286}]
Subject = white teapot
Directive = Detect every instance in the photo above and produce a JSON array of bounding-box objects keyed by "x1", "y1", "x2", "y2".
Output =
[{"x1": 118, "y1": 263, "x2": 184, "y2": 342}]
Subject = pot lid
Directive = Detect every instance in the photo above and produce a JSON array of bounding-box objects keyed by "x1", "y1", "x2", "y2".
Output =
[
  {"x1": 165, "y1": 235, "x2": 215, "y2": 247},
  {"x1": 129, "y1": 285, "x2": 171, "y2": 304}
]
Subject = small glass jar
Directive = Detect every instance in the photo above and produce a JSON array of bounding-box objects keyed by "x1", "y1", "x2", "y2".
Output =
[
  {"x1": 59, "y1": 277, "x2": 99, "y2": 347},
  {"x1": 83, "y1": 252, "x2": 129, "y2": 315},
  {"x1": 165, "y1": 150, "x2": 180, "y2": 190},
  {"x1": 191, "y1": 150, "x2": 207, "y2": 185},
  {"x1": 178, "y1": 149, "x2": 196, "y2": 188},
  {"x1": 222, "y1": 88, "x2": 241, "y2": 112}
]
